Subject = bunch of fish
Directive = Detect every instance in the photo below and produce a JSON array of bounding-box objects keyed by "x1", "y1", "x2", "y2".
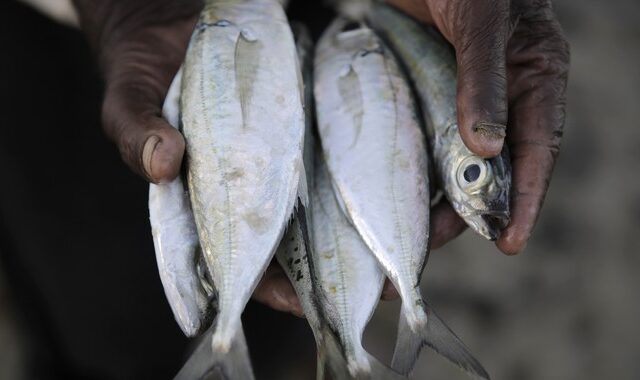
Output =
[{"x1": 148, "y1": 0, "x2": 511, "y2": 379}]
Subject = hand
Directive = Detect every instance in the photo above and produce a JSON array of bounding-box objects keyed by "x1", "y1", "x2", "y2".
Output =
[
  {"x1": 387, "y1": 0, "x2": 570, "y2": 255},
  {"x1": 73, "y1": 0, "x2": 303, "y2": 316}
]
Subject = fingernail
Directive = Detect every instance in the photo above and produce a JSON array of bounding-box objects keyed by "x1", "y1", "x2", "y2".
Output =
[
  {"x1": 472, "y1": 122, "x2": 507, "y2": 139},
  {"x1": 472, "y1": 122, "x2": 506, "y2": 156},
  {"x1": 142, "y1": 135, "x2": 161, "y2": 180}
]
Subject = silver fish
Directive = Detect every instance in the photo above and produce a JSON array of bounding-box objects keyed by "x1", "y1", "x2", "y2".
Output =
[
  {"x1": 276, "y1": 23, "x2": 402, "y2": 379},
  {"x1": 315, "y1": 17, "x2": 488, "y2": 379},
  {"x1": 151, "y1": 71, "x2": 232, "y2": 379},
  {"x1": 272, "y1": 21, "x2": 323, "y2": 375},
  {"x1": 179, "y1": 0, "x2": 306, "y2": 376},
  {"x1": 149, "y1": 69, "x2": 214, "y2": 338},
  {"x1": 311, "y1": 156, "x2": 406, "y2": 379},
  {"x1": 370, "y1": 3, "x2": 511, "y2": 241},
  {"x1": 290, "y1": 22, "x2": 316, "y2": 183}
]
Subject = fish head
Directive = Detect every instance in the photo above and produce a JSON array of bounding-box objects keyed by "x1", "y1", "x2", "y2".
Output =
[{"x1": 448, "y1": 148, "x2": 511, "y2": 240}]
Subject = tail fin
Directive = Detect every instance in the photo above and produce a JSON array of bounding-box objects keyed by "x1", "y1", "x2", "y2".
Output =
[
  {"x1": 317, "y1": 326, "x2": 350, "y2": 379},
  {"x1": 366, "y1": 353, "x2": 407, "y2": 380},
  {"x1": 392, "y1": 302, "x2": 490, "y2": 380},
  {"x1": 174, "y1": 319, "x2": 255, "y2": 380},
  {"x1": 318, "y1": 327, "x2": 405, "y2": 380}
]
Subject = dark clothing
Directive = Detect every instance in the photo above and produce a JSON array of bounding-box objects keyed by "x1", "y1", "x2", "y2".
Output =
[{"x1": 0, "y1": 1, "x2": 331, "y2": 378}]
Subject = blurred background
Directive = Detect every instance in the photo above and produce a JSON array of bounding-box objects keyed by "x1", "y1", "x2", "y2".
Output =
[{"x1": 1, "y1": 0, "x2": 638, "y2": 379}]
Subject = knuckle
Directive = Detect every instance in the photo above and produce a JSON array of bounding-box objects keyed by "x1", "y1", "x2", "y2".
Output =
[
  {"x1": 101, "y1": 91, "x2": 149, "y2": 175},
  {"x1": 451, "y1": 1, "x2": 510, "y2": 94},
  {"x1": 454, "y1": 0, "x2": 510, "y2": 54},
  {"x1": 510, "y1": 2, "x2": 571, "y2": 79}
]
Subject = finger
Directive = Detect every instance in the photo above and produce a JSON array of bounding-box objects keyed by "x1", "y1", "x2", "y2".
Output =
[
  {"x1": 252, "y1": 263, "x2": 304, "y2": 317},
  {"x1": 381, "y1": 279, "x2": 399, "y2": 300},
  {"x1": 497, "y1": 3, "x2": 569, "y2": 255},
  {"x1": 102, "y1": 66, "x2": 185, "y2": 184},
  {"x1": 98, "y1": 12, "x2": 197, "y2": 184},
  {"x1": 426, "y1": 0, "x2": 511, "y2": 157},
  {"x1": 430, "y1": 199, "x2": 467, "y2": 250}
]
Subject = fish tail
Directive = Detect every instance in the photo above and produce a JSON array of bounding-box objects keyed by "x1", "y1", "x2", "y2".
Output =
[
  {"x1": 366, "y1": 353, "x2": 406, "y2": 380},
  {"x1": 174, "y1": 318, "x2": 255, "y2": 380},
  {"x1": 392, "y1": 301, "x2": 490, "y2": 380},
  {"x1": 316, "y1": 352, "x2": 326, "y2": 380},
  {"x1": 316, "y1": 326, "x2": 350, "y2": 379},
  {"x1": 317, "y1": 326, "x2": 404, "y2": 379}
]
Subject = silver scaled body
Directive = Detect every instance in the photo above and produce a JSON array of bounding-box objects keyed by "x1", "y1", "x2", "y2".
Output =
[
  {"x1": 180, "y1": 0, "x2": 306, "y2": 351},
  {"x1": 314, "y1": 17, "x2": 430, "y2": 331},
  {"x1": 149, "y1": 70, "x2": 213, "y2": 338},
  {"x1": 370, "y1": 4, "x2": 511, "y2": 240}
]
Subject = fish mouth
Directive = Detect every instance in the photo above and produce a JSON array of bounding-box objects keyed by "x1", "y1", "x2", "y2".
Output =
[
  {"x1": 463, "y1": 211, "x2": 510, "y2": 241},
  {"x1": 479, "y1": 212, "x2": 510, "y2": 241}
]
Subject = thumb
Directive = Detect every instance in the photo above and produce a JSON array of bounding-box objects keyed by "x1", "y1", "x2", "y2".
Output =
[
  {"x1": 102, "y1": 76, "x2": 185, "y2": 183},
  {"x1": 431, "y1": 0, "x2": 511, "y2": 157}
]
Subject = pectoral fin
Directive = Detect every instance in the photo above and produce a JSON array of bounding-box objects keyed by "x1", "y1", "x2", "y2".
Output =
[
  {"x1": 234, "y1": 31, "x2": 262, "y2": 130},
  {"x1": 338, "y1": 65, "x2": 364, "y2": 148}
]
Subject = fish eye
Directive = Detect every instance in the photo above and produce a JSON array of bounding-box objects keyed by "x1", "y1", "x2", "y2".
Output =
[
  {"x1": 463, "y1": 164, "x2": 481, "y2": 182},
  {"x1": 457, "y1": 157, "x2": 491, "y2": 193}
]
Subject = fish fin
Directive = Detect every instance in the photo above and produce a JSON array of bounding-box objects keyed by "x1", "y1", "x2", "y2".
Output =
[
  {"x1": 392, "y1": 302, "x2": 490, "y2": 380},
  {"x1": 297, "y1": 167, "x2": 310, "y2": 208},
  {"x1": 317, "y1": 326, "x2": 351, "y2": 380},
  {"x1": 174, "y1": 319, "x2": 255, "y2": 380},
  {"x1": 366, "y1": 353, "x2": 408, "y2": 380},
  {"x1": 338, "y1": 65, "x2": 364, "y2": 148},
  {"x1": 317, "y1": 326, "x2": 404, "y2": 380},
  {"x1": 326, "y1": 175, "x2": 352, "y2": 226},
  {"x1": 316, "y1": 353, "x2": 325, "y2": 380},
  {"x1": 390, "y1": 310, "x2": 420, "y2": 376},
  {"x1": 234, "y1": 30, "x2": 261, "y2": 130}
]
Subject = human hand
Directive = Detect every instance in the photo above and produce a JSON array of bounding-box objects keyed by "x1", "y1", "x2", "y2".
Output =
[
  {"x1": 73, "y1": 0, "x2": 303, "y2": 316},
  {"x1": 386, "y1": 0, "x2": 570, "y2": 256}
]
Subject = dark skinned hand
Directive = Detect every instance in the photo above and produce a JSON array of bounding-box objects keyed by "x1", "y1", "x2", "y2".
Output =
[
  {"x1": 72, "y1": 0, "x2": 569, "y2": 313},
  {"x1": 379, "y1": 0, "x2": 570, "y2": 300},
  {"x1": 72, "y1": 0, "x2": 306, "y2": 316}
]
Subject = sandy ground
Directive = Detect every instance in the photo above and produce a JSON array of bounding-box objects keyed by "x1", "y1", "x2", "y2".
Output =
[{"x1": 1, "y1": 0, "x2": 639, "y2": 379}]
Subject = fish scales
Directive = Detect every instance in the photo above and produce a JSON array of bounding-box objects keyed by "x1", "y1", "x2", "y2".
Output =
[
  {"x1": 310, "y1": 157, "x2": 388, "y2": 377},
  {"x1": 180, "y1": 0, "x2": 305, "y2": 355},
  {"x1": 274, "y1": 20, "x2": 323, "y2": 348},
  {"x1": 149, "y1": 69, "x2": 213, "y2": 338},
  {"x1": 370, "y1": 4, "x2": 511, "y2": 241},
  {"x1": 274, "y1": 23, "x2": 403, "y2": 379},
  {"x1": 314, "y1": 17, "x2": 429, "y2": 331},
  {"x1": 316, "y1": 16, "x2": 490, "y2": 380}
]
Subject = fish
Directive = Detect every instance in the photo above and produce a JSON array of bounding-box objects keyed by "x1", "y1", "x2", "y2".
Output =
[
  {"x1": 153, "y1": 70, "x2": 240, "y2": 380},
  {"x1": 178, "y1": 0, "x2": 306, "y2": 376},
  {"x1": 272, "y1": 21, "x2": 323, "y2": 376},
  {"x1": 310, "y1": 155, "x2": 406, "y2": 379},
  {"x1": 290, "y1": 21, "x2": 316, "y2": 183},
  {"x1": 275, "y1": 23, "x2": 402, "y2": 379},
  {"x1": 369, "y1": 3, "x2": 511, "y2": 241},
  {"x1": 314, "y1": 17, "x2": 489, "y2": 379},
  {"x1": 148, "y1": 68, "x2": 215, "y2": 338}
]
